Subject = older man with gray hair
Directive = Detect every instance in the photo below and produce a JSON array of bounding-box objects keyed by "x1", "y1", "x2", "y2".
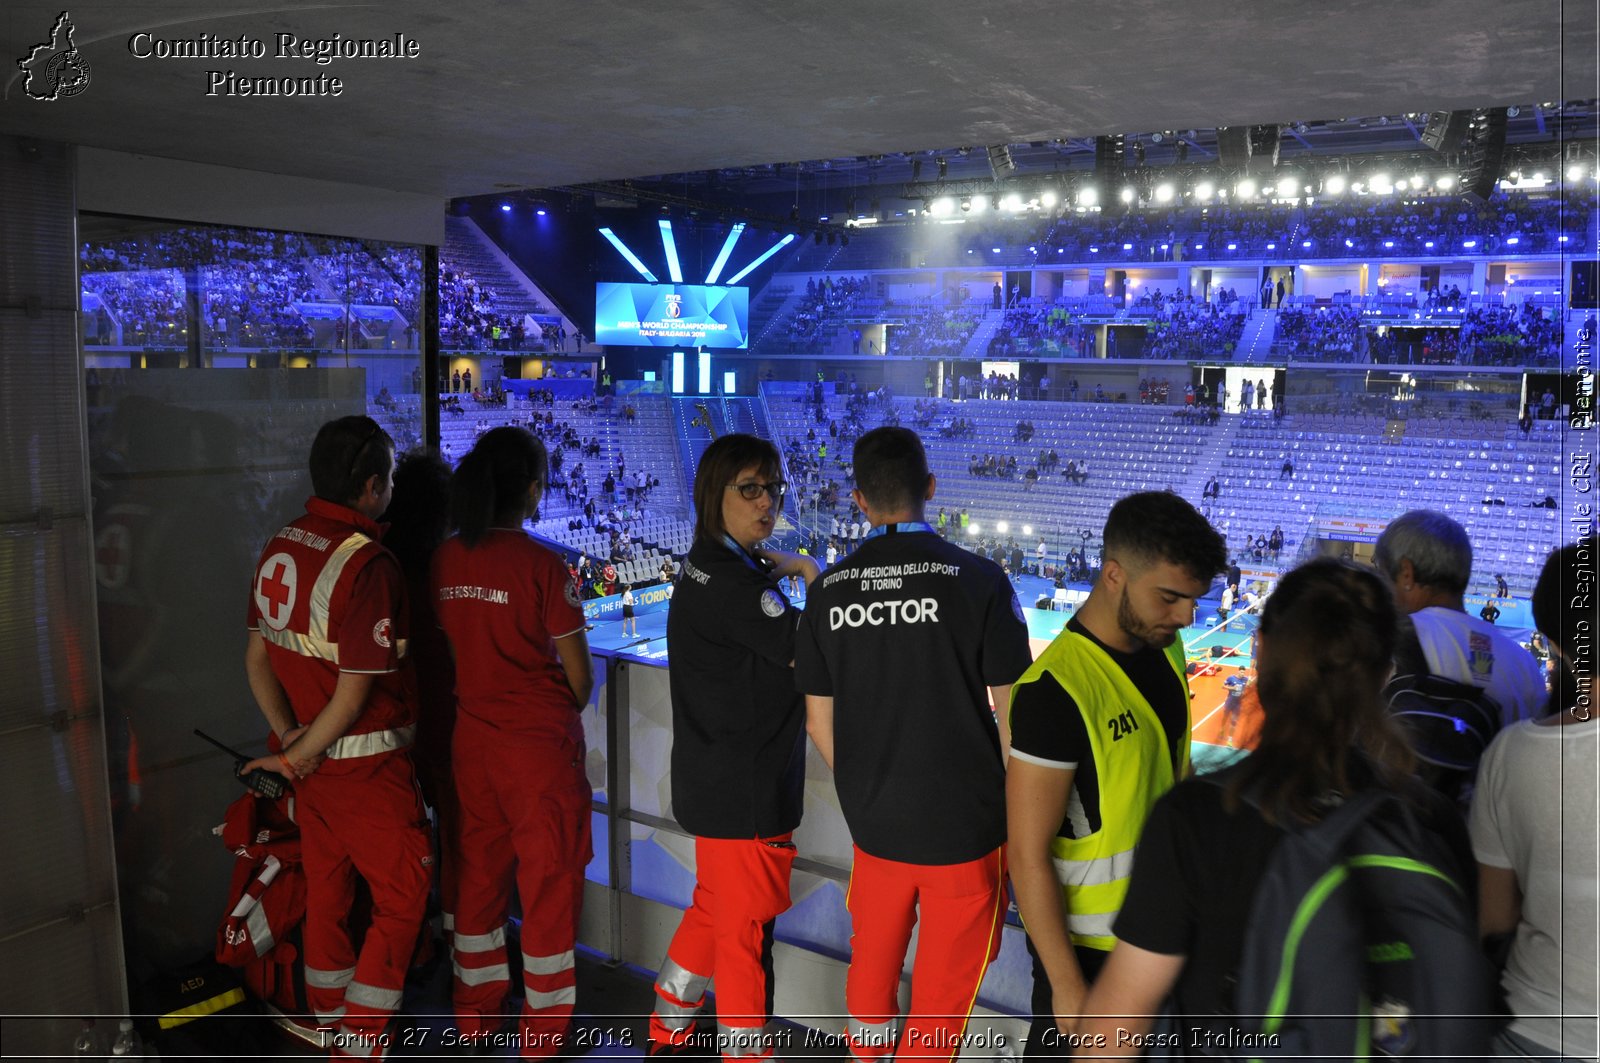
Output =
[{"x1": 1373, "y1": 509, "x2": 1546, "y2": 798}]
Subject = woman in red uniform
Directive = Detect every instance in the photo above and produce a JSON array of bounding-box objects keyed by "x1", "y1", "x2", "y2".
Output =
[{"x1": 431, "y1": 426, "x2": 593, "y2": 1057}]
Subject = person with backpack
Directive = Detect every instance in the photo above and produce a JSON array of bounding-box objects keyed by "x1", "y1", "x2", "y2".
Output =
[
  {"x1": 1471, "y1": 540, "x2": 1599, "y2": 1061},
  {"x1": 1374, "y1": 510, "x2": 1545, "y2": 801},
  {"x1": 1076, "y1": 559, "x2": 1488, "y2": 1058},
  {"x1": 431, "y1": 427, "x2": 594, "y2": 1055}
]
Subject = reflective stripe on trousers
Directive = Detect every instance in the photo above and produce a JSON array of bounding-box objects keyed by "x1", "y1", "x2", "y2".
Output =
[
  {"x1": 524, "y1": 948, "x2": 574, "y2": 977},
  {"x1": 719, "y1": 1021, "x2": 776, "y2": 1059},
  {"x1": 345, "y1": 980, "x2": 404, "y2": 1012},
  {"x1": 452, "y1": 923, "x2": 510, "y2": 986},
  {"x1": 652, "y1": 956, "x2": 710, "y2": 1030},
  {"x1": 526, "y1": 984, "x2": 577, "y2": 1009},
  {"x1": 847, "y1": 1017, "x2": 898, "y2": 1062},
  {"x1": 524, "y1": 948, "x2": 578, "y2": 1010},
  {"x1": 308, "y1": 963, "x2": 356, "y2": 1021}
]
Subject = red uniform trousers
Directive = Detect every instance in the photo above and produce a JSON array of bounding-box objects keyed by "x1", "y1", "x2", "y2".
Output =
[
  {"x1": 449, "y1": 722, "x2": 592, "y2": 1059},
  {"x1": 648, "y1": 835, "x2": 797, "y2": 1062},
  {"x1": 298, "y1": 752, "x2": 432, "y2": 1059},
  {"x1": 844, "y1": 845, "x2": 1006, "y2": 1063}
]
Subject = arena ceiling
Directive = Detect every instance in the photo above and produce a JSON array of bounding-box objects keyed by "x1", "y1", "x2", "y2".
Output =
[{"x1": 0, "y1": 0, "x2": 1594, "y2": 201}]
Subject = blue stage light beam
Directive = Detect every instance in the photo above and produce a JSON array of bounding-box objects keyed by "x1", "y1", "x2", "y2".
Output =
[
  {"x1": 659, "y1": 219, "x2": 684, "y2": 283},
  {"x1": 724, "y1": 234, "x2": 796, "y2": 285},
  {"x1": 598, "y1": 228, "x2": 659, "y2": 282},
  {"x1": 704, "y1": 222, "x2": 747, "y2": 285}
]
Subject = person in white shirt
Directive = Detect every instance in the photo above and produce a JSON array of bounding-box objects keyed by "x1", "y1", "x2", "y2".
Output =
[
  {"x1": 1375, "y1": 510, "x2": 1546, "y2": 727},
  {"x1": 621, "y1": 583, "x2": 638, "y2": 637},
  {"x1": 1471, "y1": 541, "x2": 1598, "y2": 1062},
  {"x1": 826, "y1": 539, "x2": 839, "y2": 567}
]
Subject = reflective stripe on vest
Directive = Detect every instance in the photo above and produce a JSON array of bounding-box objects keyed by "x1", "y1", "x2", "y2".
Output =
[
  {"x1": 326, "y1": 724, "x2": 415, "y2": 760},
  {"x1": 1052, "y1": 846, "x2": 1137, "y2": 889},
  {"x1": 309, "y1": 533, "x2": 372, "y2": 644},
  {"x1": 1009, "y1": 631, "x2": 1190, "y2": 950}
]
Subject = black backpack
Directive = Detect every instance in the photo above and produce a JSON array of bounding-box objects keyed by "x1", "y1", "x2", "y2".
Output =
[
  {"x1": 1204, "y1": 786, "x2": 1496, "y2": 1059},
  {"x1": 1386, "y1": 673, "x2": 1505, "y2": 803}
]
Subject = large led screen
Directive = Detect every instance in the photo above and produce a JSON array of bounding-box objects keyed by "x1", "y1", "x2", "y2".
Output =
[{"x1": 594, "y1": 283, "x2": 749, "y2": 349}]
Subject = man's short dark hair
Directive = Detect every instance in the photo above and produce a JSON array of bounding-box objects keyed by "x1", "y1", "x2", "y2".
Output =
[
  {"x1": 310, "y1": 415, "x2": 394, "y2": 505},
  {"x1": 853, "y1": 427, "x2": 930, "y2": 513},
  {"x1": 1102, "y1": 491, "x2": 1226, "y2": 581},
  {"x1": 1372, "y1": 509, "x2": 1472, "y2": 595}
]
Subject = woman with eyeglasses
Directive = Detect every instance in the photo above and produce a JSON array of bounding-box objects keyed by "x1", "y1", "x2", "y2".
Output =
[
  {"x1": 646, "y1": 434, "x2": 820, "y2": 1063},
  {"x1": 430, "y1": 426, "x2": 593, "y2": 1056}
]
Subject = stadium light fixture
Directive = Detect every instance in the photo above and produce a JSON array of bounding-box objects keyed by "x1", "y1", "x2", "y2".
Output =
[
  {"x1": 703, "y1": 222, "x2": 747, "y2": 285},
  {"x1": 1235, "y1": 179, "x2": 1257, "y2": 199},
  {"x1": 598, "y1": 227, "x2": 659, "y2": 282},
  {"x1": 1041, "y1": 190, "x2": 1058, "y2": 208},
  {"x1": 1193, "y1": 181, "x2": 1214, "y2": 201},
  {"x1": 931, "y1": 197, "x2": 955, "y2": 216},
  {"x1": 1436, "y1": 174, "x2": 1456, "y2": 190},
  {"x1": 997, "y1": 521, "x2": 1010, "y2": 534},
  {"x1": 970, "y1": 195, "x2": 989, "y2": 213},
  {"x1": 1276, "y1": 176, "x2": 1298, "y2": 199},
  {"x1": 501, "y1": 203, "x2": 512, "y2": 212},
  {"x1": 1120, "y1": 187, "x2": 1136, "y2": 203},
  {"x1": 724, "y1": 234, "x2": 797, "y2": 285},
  {"x1": 1000, "y1": 193, "x2": 1023, "y2": 212},
  {"x1": 969, "y1": 523, "x2": 981, "y2": 536},
  {"x1": 1022, "y1": 525, "x2": 1033, "y2": 536},
  {"x1": 659, "y1": 219, "x2": 685, "y2": 283},
  {"x1": 1154, "y1": 183, "x2": 1175, "y2": 203},
  {"x1": 1324, "y1": 174, "x2": 1347, "y2": 195}
]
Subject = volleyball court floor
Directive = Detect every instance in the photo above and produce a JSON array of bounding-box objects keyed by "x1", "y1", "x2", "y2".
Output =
[{"x1": 584, "y1": 571, "x2": 1265, "y2": 772}]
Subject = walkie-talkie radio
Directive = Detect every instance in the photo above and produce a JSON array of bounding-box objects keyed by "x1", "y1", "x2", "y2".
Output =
[{"x1": 193, "y1": 729, "x2": 288, "y2": 799}]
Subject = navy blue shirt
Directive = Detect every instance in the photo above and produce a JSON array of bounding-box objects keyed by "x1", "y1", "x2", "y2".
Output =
[
  {"x1": 667, "y1": 537, "x2": 804, "y2": 838},
  {"x1": 796, "y1": 526, "x2": 1033, "y2": 864}
]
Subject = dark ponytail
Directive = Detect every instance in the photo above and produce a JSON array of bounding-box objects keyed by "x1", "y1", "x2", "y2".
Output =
[
  {"x1": 1228, "y1": 558, "x2": 1416, "y2": 825},
  {"x1": 449, "y1": 426, "x2": 548, "y2": 547}
]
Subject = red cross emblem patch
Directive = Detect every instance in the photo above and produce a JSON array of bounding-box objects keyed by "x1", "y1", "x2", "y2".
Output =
[{"x1": 255, "y1": 553, "x2": 298, "y2": 631}]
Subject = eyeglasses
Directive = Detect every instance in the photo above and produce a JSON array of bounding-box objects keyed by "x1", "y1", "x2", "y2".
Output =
[
  {"x1": 727, "y1": 480, "x2": 787, "y2": 501},
  {"x1": 348, "y1": 422, "x2": 383, "y2": 479}
]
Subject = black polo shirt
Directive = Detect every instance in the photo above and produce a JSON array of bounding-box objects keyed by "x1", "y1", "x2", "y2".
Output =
[
  {"x1": 667, "y1": 537, "x2": 804, "y2": 839},
  {"x1": 795, "y1": 525, "x2": 1034, "y2": 865}
]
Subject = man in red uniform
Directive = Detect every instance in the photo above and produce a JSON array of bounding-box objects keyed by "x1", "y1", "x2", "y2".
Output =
[{"x1": 242, "y1": 416, "x2": 433, "y2": 1059}]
